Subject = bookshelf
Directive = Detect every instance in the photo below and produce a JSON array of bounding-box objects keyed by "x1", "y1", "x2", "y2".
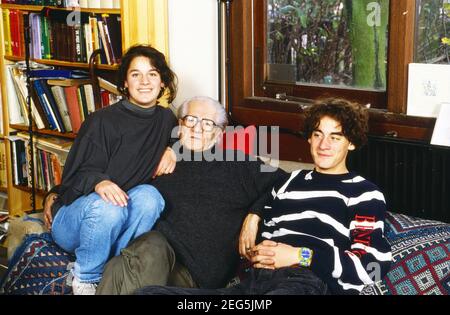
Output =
[{"x1": 0, "y1": 0, "x2": 169, "y2": 216}]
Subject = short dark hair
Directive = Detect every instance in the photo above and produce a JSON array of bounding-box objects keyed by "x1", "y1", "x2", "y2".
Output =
[
  {"x1": 117, "y1": 45, "x2": 178, "y2": 103},
  {"x1": 304, "y1": 98, "x2": 369, "y2": 149}
]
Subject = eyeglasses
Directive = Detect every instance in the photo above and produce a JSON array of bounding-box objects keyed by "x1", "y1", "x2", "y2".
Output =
[{"x1": 182, "y1": 115, "x2": 218, "y2": 132}]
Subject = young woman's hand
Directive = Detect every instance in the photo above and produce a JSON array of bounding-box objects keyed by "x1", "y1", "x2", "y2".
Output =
[
  {"x1": 95, "y1": 180, "x2": 129, "y2": 207},
  {"x1": 153, "y1": 147, "x2": 177, "y2": 178},
  {"x1": 43, "y1": 193, "x2": 58, "y2": 230}
]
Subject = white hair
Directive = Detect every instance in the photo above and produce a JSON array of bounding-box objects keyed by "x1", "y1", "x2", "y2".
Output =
[{"x1": 177, "y1": 96, "x2": 228, "y2": 129}]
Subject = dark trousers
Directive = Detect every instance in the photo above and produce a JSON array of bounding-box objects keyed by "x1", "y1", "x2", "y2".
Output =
[
  {"x1": 96, "y1": 231, "x2": 197, "y2": 295},
  {"x1": 136, "y1": 266, "x2": 328, "y2": 295}
]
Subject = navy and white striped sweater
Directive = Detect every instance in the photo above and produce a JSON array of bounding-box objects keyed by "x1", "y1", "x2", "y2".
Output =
[{"x1": 259, "y1": 169, "x2": 392, "y2": 294}]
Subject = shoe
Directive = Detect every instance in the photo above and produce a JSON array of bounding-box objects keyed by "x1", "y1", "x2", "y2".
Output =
[{"x1": 72, "y1": 276, "x2": 98, "y2": 295}]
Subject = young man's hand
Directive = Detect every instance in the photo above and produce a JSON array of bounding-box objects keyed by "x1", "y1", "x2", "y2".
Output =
[{"x1": 250, "y1": 240, "x2": 300, "y2": 269}]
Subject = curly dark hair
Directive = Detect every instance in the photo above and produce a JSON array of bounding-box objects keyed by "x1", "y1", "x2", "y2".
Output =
[
  {"x1": 117, "y1": 45, "x2": 178, "y2": 103},
  {"x1": 303, "y1": 98, "x2": 369, "y2": 150}
]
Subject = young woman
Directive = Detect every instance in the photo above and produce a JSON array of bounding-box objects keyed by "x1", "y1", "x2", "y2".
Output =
[{"x1": 43, "y1": 45, "x2": 178, "y2": 295}]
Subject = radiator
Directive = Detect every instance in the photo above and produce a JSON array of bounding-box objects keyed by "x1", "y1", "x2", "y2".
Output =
[{"x1": 347, "y1": 136, "x2": 450, "y2": 223}]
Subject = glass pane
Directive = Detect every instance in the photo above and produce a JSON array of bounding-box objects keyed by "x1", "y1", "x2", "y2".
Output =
[
  {"x1": 267, "y1": 0, "x2": 389, "y2": 90},
  {"x1": 415, "y1": 0, "x2": 450, "y2": 64}
]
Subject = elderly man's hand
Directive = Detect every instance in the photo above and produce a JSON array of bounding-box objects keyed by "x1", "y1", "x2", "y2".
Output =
[
  {"x1": 239, "y1": 213, "x2": 261, "y2": 260},
  {"x1": 43, "y1": 193, "x2": 58, "y2": 230},
  {"x1": 153, "y1": 147, "x2": 177, "y2": 178}
]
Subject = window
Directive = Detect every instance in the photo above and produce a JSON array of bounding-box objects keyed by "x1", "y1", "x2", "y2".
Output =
[
  {"x1": 267, "y1": 0, "x2": 389, "y2": 91},
  {"x1": 415, "y1": 0, "x2": 450, "y2": 64},
  {"x1": 228, "y1": 0, "x2": 436, "y2": 161}
]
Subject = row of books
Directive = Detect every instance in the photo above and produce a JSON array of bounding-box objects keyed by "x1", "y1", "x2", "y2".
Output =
[
  {"x1": 9, "y1": 132, "x2": 71, "y2": 192},
  {"x1": 1, "y1": 0, "x2": 121, "y2": 8},
  {"x1": 3, "y1": 9, "x2": 122, "y2": 65},
  {"x1": 6, "y1": 64, "x2": 122, "y2": 133},
  {"x1": 8, "y1": 65, "x2": 94, "y2": 133}
]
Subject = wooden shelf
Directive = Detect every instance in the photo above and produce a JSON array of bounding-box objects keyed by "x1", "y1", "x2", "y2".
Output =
[
  {"x1": 13, "y1": 184, "x2": 46, "y2": 196},
  {"x1": 0, "y1": 4, "x2": 121, "y2": 15},
  {"x1": 0, "y1": 187, "x2": 7, "y2": 193},
  {"x1": 4, "y1": 55, "x2": 119, "y2": 70},
  {"x1": 10, "y1": 124, "x2": 77, "y2": 140}
]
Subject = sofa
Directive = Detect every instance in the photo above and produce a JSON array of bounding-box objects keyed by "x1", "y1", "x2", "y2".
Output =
[{"x1": 0, "y1": 158, "x2": 449, "y2": 295}]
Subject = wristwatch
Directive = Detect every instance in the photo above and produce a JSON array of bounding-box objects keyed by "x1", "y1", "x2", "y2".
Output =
[{"x1": 298, "y1": 247, "x2": 313, "y2": 267}]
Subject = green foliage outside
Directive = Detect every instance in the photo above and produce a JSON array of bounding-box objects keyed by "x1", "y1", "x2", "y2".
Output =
[
  {"x1": 416, "y1": 0, "x2": 450, "y2": 64},
  {"x1": 267, "y1": 0, "x2": 389, "y2": 90}
]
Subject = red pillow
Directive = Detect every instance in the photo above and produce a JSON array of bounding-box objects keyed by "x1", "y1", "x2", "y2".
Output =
[{"x1": 219, "y1": 125, "x2": 257, "y2": 156}]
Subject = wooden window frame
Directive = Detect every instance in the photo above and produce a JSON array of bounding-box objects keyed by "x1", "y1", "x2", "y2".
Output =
[{"x1": 227, "y1": 0, "x2": 435, "y2": 161}]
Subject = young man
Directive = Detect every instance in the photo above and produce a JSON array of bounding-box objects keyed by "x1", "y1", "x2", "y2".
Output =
[{"x1": 137, "y1": 98, "x2": 392, "y2": 295}]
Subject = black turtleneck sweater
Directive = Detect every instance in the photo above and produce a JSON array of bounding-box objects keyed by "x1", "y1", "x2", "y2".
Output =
[
  {"x1": 152, "y1": 150, "x2": 288, "y2": 289},
  {"x1": 51, "y1": 100, "x2": 177, "y2": 215}
]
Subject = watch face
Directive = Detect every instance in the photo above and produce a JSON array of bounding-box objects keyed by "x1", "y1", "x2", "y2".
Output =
[
  {"x1": 300, "y1": 248, "x2": 312, "y2": 259},
  {"x1": 299, "y1": 248, "x2": 313, "y2": 267}
]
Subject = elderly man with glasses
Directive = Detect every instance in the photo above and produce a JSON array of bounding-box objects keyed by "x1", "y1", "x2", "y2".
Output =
[{"x1": 44, "y1": 96, "x2": 287, "y2": 295}]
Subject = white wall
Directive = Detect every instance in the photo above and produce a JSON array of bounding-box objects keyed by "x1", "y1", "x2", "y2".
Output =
[{"x1": 168, "y1": 0, "x2": 219, "y2": 108}]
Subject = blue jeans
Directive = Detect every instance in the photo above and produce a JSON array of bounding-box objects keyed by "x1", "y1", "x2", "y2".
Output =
[{"x1": 52, "y1": 184, "x2": 164, "y2": 283}]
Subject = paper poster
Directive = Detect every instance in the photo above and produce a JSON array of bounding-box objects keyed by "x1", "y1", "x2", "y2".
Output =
[
  {"x1": 431, "y1": 102, "x2": 450, "y2": 147},
  {"x1": 407, "y1": 63, "x2": 450, "y2": 118}
]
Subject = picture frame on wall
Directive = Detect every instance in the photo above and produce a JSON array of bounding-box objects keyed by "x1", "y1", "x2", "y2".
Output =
[{"x1": 407, "y1": 63, "x2": 450, "y2": 118}]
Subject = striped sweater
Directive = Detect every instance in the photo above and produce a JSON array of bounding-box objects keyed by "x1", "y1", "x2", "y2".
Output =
[{"x1": 259, "y1": 169, "x2": 392, "y2": 294}]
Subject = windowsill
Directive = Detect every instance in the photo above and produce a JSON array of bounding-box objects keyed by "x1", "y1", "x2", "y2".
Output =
[{"x1": 232, "y1": 96, "x2": 436, "y2": 142}]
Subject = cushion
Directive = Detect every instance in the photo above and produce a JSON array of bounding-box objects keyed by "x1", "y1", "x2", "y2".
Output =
[
  {"x1": 220, "y1": 125, "x2": 257, "y2": 156},
  {"x1": 7, "y1": 213, "x2": 49, "y2": 259},
  {"x1": 361, "y1": 211, "x2": 450, "y2": 295},
  {"x1": 0, "y1": 233, "x2": 75, "y2": 295}
]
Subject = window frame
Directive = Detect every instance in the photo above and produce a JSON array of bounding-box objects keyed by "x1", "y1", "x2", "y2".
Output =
[{"x1": 227, "y1": 0, "x2": 434, "y2": 162}]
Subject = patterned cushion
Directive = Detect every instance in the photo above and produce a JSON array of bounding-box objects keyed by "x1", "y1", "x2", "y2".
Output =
[
  {"x1": 0, "y1": 233, "x2": 75, "y2": 295},
  {"x1": 361, "y1": 212, "x2": 450, "y2": 295}
]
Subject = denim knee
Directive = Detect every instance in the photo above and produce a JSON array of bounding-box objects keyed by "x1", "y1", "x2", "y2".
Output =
[
  {"x1": 128, "y1": 184, "x2": 165, "y2": 215},
  {"x1": 87, "y1": 196, "x2": 128, "y2": 228}
]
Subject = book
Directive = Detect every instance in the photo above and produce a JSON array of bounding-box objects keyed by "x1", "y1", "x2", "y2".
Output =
[
  {"x1": 98, "y1": 77, "x2": 120, "y2": 95},
  {"x1": 97, "y1": 20, "x2": 112, "y2": 65},
  {"x1": 7, "y1": 66, "x2": 29, "y2": 125},
  {"x1": 38, "y1": 80, "x2": 67, "y2": 133},
  {"x1": 5, "y1": 64, "x2": 25, "y2": 125},
  {"x1": 102, "y1": 14, "x2": 121, "y2": 64},
  {"x1": 2, "y1": 9, "x2": 12, "y2": 55},
  {"x1": 32, "y1": 79, "x2": 59, "y2": 130},
  {"x1": 29, "y1": 69, "x2": 89, "y2": 79},
  {"x1": 89, "y1": 0, "x2": 101, "y2": 8},
  {"x1": 47, "y1": 78, "x2": 91, "y2": 87},
  {"x1": 12, "y1": 67, "x2": 47, "y2": 129},
  {"x1": 50, "y1": 86, "x2": 73, "y2": 132},
  {"x1": 29, "y1": 13, "x2": 42, "y2": 59},
  {"x1": 16, "y1": 132, "x2": 72, "y2": 152},
  {"x1": 64, "y1": 85, "x2": 83, "y2": 133},
  {"x1": 0, "y1": 141, "x2": 7, "y2": 189},
  {"x1": 100, "y1": 0, "x2": 114, "y2": 8},
  {"x1": 78, "y1": 84, "x2": 89, "y2": 118},
  {"x1": 83, "y1": 84, "x2": 96, "y2": 114}
]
